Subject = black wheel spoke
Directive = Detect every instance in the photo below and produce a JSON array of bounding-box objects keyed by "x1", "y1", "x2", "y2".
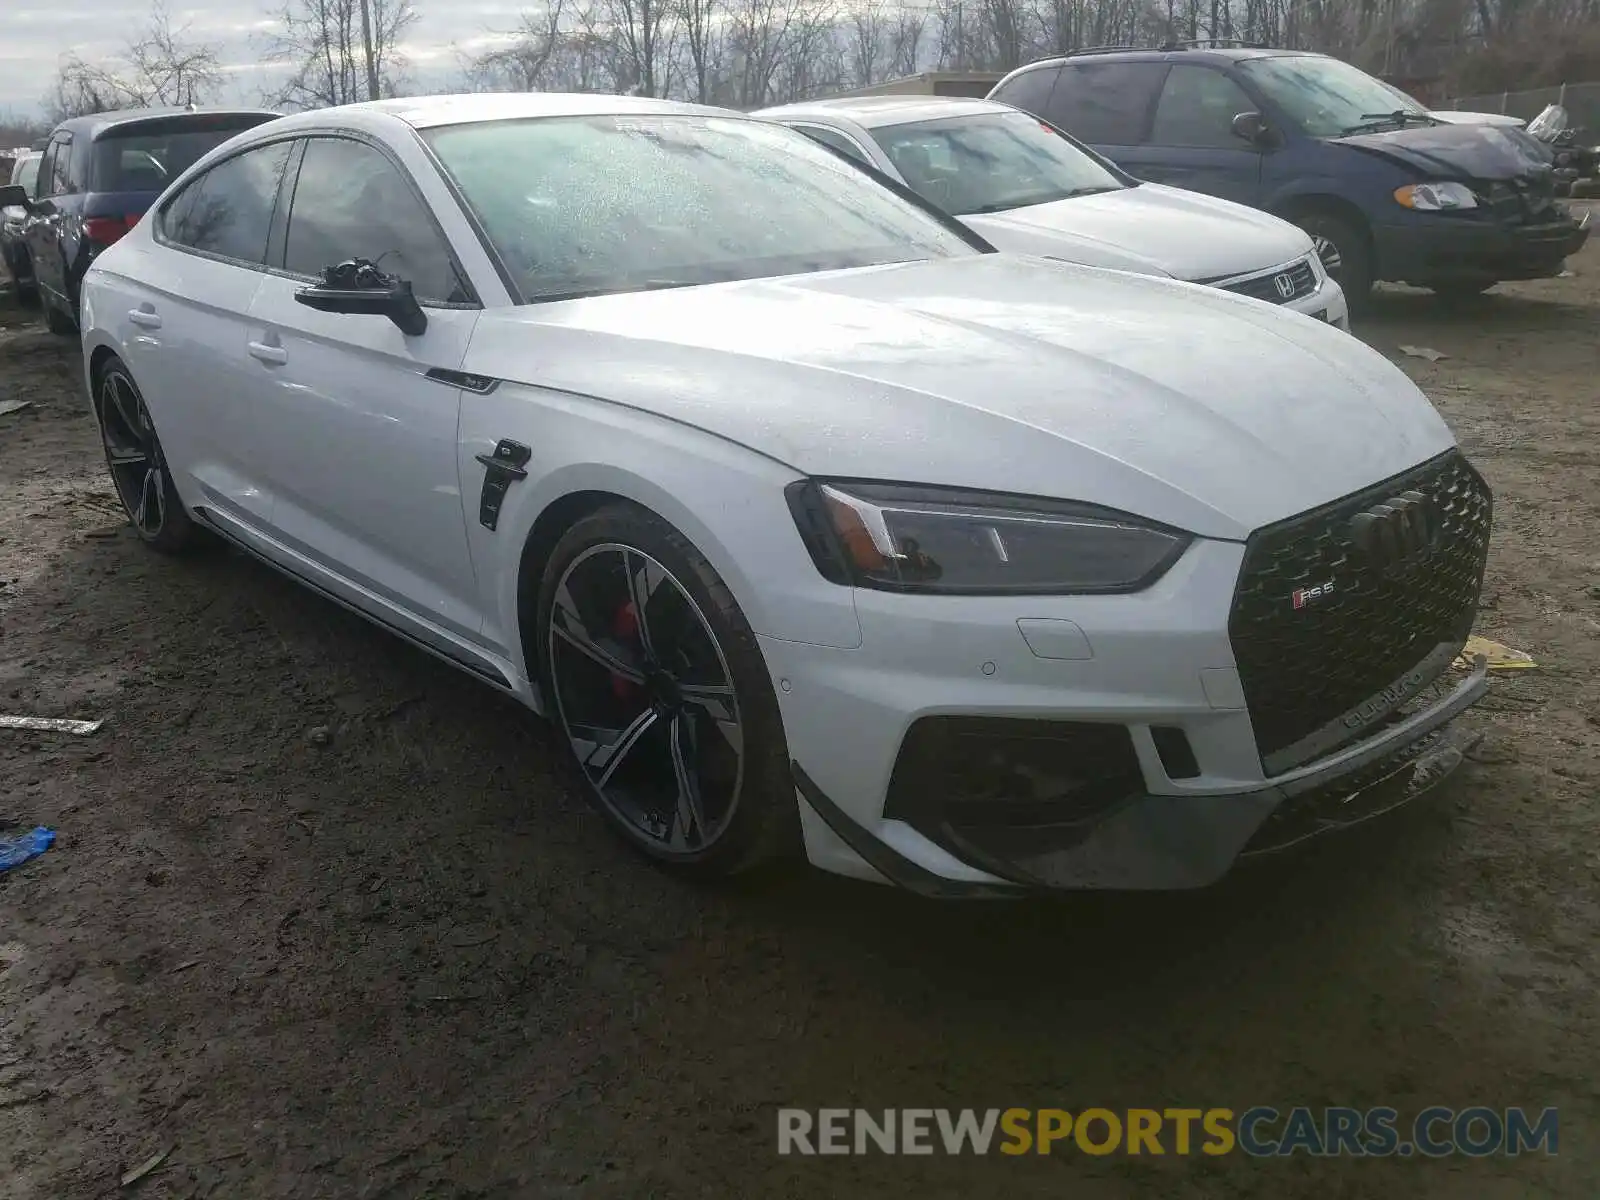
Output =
[
  {"x1": 551, "y1": 581, "x2": 645, "y2": 683},
  {"x1": 668, "y1": 713, "x2": 709, "y2": 850},
  {"x1": 104, "y1": 446, "x2": 149, "y2": 467},
  {"x1": 624, "y1": 550, "x2": 663, "y2": 660},
  {"x1": 581, "y1": 706, "x2": 660, "y2": 790}
]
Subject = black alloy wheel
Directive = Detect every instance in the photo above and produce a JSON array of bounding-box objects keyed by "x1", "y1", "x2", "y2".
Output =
[
  {"x1": 93, "y1": 359, "x2": 207, "y2": 553},
  {"x1": 538, "y1": 506, "x2": 797, "y2": 876}
]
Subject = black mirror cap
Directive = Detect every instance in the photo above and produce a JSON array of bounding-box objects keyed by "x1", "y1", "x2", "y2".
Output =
[
  {"x1": 0, "y1": 184, "x2": 31, "y2": 210},
  {"x1": 1231, "y1": 111, "x2": 1270, "y2": 146},
  {"x1": 293, "y1": 279, "x2": 428, "y2": 337}
]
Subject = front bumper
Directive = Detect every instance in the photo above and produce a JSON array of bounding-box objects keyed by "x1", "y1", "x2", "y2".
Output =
[
  {"x1": 762, "y1": 518, "x2": 1488, "y2": 895},
  {"x1": 1373, "y1": 207, "x2": 1591, "y2": 284},
  {"x1": 791, "y1": 662, "x2": 1485, "y2": 896}
]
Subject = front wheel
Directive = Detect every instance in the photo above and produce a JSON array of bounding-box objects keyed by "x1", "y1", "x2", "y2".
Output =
[
  {"x1": 93, "y1": 358, "x2": 210, "y2": 554},
  {"x1": 1294, "y1": 211, "x2": 1373, "y2": 313},
  {"x1": 536, "y1": 504, "x2": 799, "y2": 877}
]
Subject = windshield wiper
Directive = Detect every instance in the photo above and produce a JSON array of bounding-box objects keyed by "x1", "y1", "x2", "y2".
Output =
[
  {"x1": 527, "y1": 278, "x2": 701, "y2": 303},
  {"x1": 1342, "y1": 110, "x2": 1438, "y2": 134},
  {"x1": 966, "y1": 186, "x2": 1118, "y2": 214}
]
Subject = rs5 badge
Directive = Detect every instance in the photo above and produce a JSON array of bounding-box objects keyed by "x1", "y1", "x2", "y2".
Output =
[{"x1": 1292, "y1": 581, "x2": 1336, "y2": 610}]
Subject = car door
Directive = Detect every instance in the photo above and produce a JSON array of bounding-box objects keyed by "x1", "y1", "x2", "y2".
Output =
[
  {"x1": 1135, "y1": 65, "x2": 1265, "y2": 205},
  {"x1": 119, "y1": 138, "x2": 296, "y2": 528},
  {"x1": 26, "y1": 133, "x2": 72, "y2": 305},
  {"x1": 244, "y1": 134, "x2": 485, "y2": 648}
]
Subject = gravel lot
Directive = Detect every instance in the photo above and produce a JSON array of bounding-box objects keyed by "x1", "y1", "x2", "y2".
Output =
[{"x1": 2, "y1": 239, "x2": 1598, "y2": 1198}]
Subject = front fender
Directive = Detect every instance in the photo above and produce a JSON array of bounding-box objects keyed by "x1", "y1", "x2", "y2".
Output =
[{"x1": 458, "y1": 382, "x2": 864, "y2": 699}]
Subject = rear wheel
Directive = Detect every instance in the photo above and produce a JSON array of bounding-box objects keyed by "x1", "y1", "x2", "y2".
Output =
[
  {"x1": 1293, "y1": 211, "x2": 1372, "y2": 313},
  {"x1": 93, "y1": 357, "x2": 209, "y2": 554},
  {"x1": 536, "y1": 504, "x2": 798, "y2": 877}
]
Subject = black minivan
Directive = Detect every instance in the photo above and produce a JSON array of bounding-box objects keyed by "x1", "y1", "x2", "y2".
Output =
[
  {"x1": 990, "y1": 47, "x2": 1591, "y2": 307},
  {"x1": 4, "y1": 107, "x2": 279, "y2": 335}
]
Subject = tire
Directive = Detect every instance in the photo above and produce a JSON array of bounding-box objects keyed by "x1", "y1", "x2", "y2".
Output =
[
  {"x1": 92, "y1": 357, "x2": 210, "y2": 555},
  {"x1": 43, "y1": 294, "x2": 76, "y2": 337},
  {"x1": 535, "y1": 503, "x2": 799, "y2": 878},
  {"x1": 1293, "y1": 211, "x2": 1373, "y2": 313}
]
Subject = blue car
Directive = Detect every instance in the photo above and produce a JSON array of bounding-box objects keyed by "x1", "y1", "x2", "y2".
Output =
[
  {"x1": 11, "y1": 107, "x2": 278, "y2": 336},
  {"x1": 990, "y1": 46, "x2": 1591, "y2": 308}
]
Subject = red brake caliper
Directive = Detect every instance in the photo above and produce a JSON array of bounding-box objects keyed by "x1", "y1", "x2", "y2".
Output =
[{"x1": 610, "y1": 601, "x2": 642, "y2": 701}]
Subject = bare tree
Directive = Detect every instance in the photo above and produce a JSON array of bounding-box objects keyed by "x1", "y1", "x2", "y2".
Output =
[
  {"x1": 48, "y1": 2, "x2": 223, "y2": 120},
  {"x1": 676, "y1": 0, "x2": 725, "y2": 101},
  {"x1": 470, "y1": 2, "x2": 571, "y2": 91},
  {"x1": 266, "y1": 0, "x2": 419, "y2": 109}
]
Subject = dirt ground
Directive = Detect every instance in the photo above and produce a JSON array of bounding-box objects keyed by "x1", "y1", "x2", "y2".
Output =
[{"x1": 2, "y1": 235, "x2": 1599, "y2": 1200}]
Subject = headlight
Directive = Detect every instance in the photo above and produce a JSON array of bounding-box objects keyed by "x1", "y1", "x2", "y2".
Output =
[
  {"x1": 1393, "y1": 182, "x2": 1478, "y2": 211},
  {"x1": 785, "y1": 480, "x2": 1191, "y2": 595}
]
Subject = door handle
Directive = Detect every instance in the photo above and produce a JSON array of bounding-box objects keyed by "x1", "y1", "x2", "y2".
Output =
[
  {"x1": 248, "y1": 341, "x2": 287, "y2": 366},
  {"x1": 128, "y1": 309, "x2": 161, "y2": 329}
]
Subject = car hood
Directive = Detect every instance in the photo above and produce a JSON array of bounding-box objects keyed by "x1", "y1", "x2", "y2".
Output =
[
  {"x1": 1336, "y1": 122, "x2": 1551, "y2": 180},
  {"x1": 961, "y1": 182, "x2": 1313, "y2": 281},
  {"x1": 466, "y1": 255, "x2": 1454, "y2": 540}
]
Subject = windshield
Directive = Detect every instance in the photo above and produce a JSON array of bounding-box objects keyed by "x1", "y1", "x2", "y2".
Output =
[
  {"x1": 1240, "y1": 55, "x2": 1435, "y2": 137},
  {"x1": 423, "y1": 114, "x2": 979, "y2": 303},
  {"x1": 1527, "y1": 105, "x2": 1569, "y2": 138},
  {"x1": 870, "y1": 111, "x2": 1126, "y2": 215},
  {"x1": 12, "y1": 156, "x2": 40, "y2": 193},
  {"x1": 90, "y1": 116, "x2": 276, "y2": 193}
]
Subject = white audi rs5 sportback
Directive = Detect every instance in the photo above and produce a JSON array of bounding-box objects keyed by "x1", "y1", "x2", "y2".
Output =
[{"x1": 79, "y1": 93, "x2": 1493, "y2": 895}]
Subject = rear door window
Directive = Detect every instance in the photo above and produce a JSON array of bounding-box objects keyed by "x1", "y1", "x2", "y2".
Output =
[
  {"x1": 1151, "y1": 66, "x2": 1258, "y2": 147},
  {"x1": 1046, "y1": 62, "x2": 1168, "y2": 144},
  {"x1": 160, "y1": 140, "x2": 293, "y2": 265},
  {"x1": 991, "y1": 66, "x2": 1061, "y2": 119}
]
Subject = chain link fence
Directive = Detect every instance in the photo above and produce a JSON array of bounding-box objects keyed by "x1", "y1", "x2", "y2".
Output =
[{"x1": 1448, "y1": 82, "x2": 1600, "y2": 134}]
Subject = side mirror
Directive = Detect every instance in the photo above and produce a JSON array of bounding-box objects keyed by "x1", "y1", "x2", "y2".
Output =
[
  {"x1": 1231, "y1": 111, "x2": 1272, "y2": 147},
  {"x1": 293, "y1": 259, "x2": 428, "y2": 336},
  {"x1": 0, "y1": 184, "x2": 33, "y2": 211}
]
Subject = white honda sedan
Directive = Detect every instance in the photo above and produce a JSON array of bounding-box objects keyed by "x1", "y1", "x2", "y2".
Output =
[
  {"x1": 81, "y1": 94, "x2": 1490, "y2": 895},
  {"x1": 756, "y1": 95, "x2": 1349, "y2": 330}
]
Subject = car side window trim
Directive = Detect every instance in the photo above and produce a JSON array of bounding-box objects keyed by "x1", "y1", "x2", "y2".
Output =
[
  {"x1": 274, "y1": 131, "x2": 482, "y2": 310},
  {"x1": 791, "y1": 123, "x2": 875, "y2": 167},
  {"x1": 152, "y1": 132, "x2": 302, "y2": 273}
]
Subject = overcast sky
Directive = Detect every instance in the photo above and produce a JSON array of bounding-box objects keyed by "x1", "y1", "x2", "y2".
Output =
[{"x1": 1, "y1": 2, "x2": 526, "y2": 116}]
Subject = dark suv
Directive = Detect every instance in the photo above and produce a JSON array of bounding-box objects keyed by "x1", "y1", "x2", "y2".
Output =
[
  {"x1": 3, "y1": 107, "x2": 278, "y2": 335},
  {"x1": 990, "y1": 46, "x2": 1591, "y2": 307}
]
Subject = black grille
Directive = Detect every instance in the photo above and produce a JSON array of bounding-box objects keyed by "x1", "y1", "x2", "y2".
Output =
[
  {"x1": 1222, "y1": 258, "x2": 1317, "y2": 304},
  {"x1": 1228, "y1": 451, "x2": 1492, "y2": 774}
]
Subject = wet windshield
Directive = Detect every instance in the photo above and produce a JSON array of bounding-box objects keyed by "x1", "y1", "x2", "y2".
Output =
[
  {"x1": 870, "y1": 111, "x2": 1127, "y2": 215},
  {"x1": 1240, "y1": 55, "x2": 1438, "y2": 137},
  {"x1": 424, "y1": 114, "x2": 979, "y2": 303}
]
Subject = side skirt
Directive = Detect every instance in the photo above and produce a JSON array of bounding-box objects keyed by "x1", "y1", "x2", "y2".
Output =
[{"x1": 193, "y1": 505, "x2": 524, "y2": 697}]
